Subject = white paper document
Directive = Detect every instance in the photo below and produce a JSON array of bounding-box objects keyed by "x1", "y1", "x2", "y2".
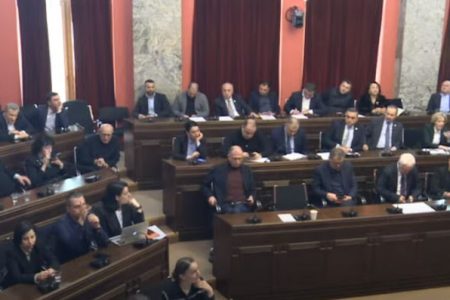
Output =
[
  {"x1": 422, "y1": 148, "x2": 449, "y2": 156},
  {"x1": 278, "y1": 214, "x2": 297, "y2": 223},
  {"x1": 218, "y1": 116, "x2": 234, "y2": 121},
  {"x1": 291, "y1": 114, "x2": 308, "y2": 120},
  {"x1": 358, "y1": 114, "x2": 366, "y2": 118},
  {"x1": 316, "y1": 152, "x2": 330, "y2": 160},
  {"x1": 283, "y1": 153, "x2": 307, "y2": 161},
  {"x1": 189, "y1": 116, "x2": 206, "y2": 122},
  {"x1": 147, "y1": 225, "x2": 167, "y2": 240},
  {"x1": 395, "y1": 202, "x2": 435, "y2": 214},
  {"x1": 259, "y1": 115, "x2": 277, "y2": 120}
]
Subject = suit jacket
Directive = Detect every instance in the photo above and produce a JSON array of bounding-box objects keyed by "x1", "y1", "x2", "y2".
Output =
[
  {"x1": 283, "y1": 91, "x2": 324, "y2": 115},
  {"x1": 322, "y1": 87, "x2": 354, "y2": 114},
  {"x1": 77, "y1": 134, "x2": 120, "y2": 173},
  {"x1": 0, "y1": 160, "x2": 20, "y2": 197},
  {"x1": 376, "y1": 163, "x2": 421, "y2": 203},
  {"x1": 202, "y1": 163, "x2": 255, "y2": 205},
  {"x1": 312, "y1": 161, "x2": 357, "y2": 206},
  {"x1": 357, "y1": 94, "x2": 387, "y2": 115},
  {"x1": 25, "y1": 154, "x2": 68, "y2": 188},
  {"x1": 93, "y1": 202, "x2": 145, "y2": 237},
  {"x1": 0, "y1": 113, "x2": 35, "y2": 142},
  {"x1": 172, "y1": 92, "x2": 209, "y2": 117},
  {"x1": 5, "y1": 244, "x2": 59, "y2": 287},
  {"x1": 172, "y1": 134, "x2": 207, "y2": 161},
  {"x1": 365, "y1": 118, "x2": 404, "y2": 149},
  {"x1": 271, "y1": 125, "x2": 307, "y2": 155},
  {"x1": 249, "y1": 91, "x2": 280, "y2": 114},
  {"x1": 36, "y1": 105, "x2": 69, "y2": 133},
  {"x1": 429, "y1": 166, "x2": 450, "y2": 199},
  {"x1": 214, "y1": 95, "x2": 252, "y2": 117},
  {"x1": 133, "y1": 93, "x2": 173, "y2": 118},
  {"x1": 322, "y1": 120, "x2": 366, "y2": 151},
  {"x1": 422, "y1": 123, "x2": 450, "y2": 148},
  {"x1": 426, "y1": 93, "x2": 446, "y2": 114},
  {"x1": 223, "y1": 129, "x2": 270, "y2": 157}
]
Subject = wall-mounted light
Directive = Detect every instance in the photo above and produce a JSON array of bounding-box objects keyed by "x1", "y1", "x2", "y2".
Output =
[{"x1": 285, "y1": 6, "x2": 304, "y2": 28}]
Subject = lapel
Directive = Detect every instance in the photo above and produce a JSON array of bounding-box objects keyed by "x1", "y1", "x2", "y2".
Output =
[{"x1": 181, "y1": 93, "x2": 187, "y2": 112}]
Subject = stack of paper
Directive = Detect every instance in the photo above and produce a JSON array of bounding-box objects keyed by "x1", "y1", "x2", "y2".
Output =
[
  {"x1": 283, "y1": 153, "x2": 307, "y2": 161},
  {"x1": 291, "y1": 114, "x2": 308, "y2": 120},
  {"x1": 316, "y1": 152, "x2": 330, "y2": 160},
  {"x1": 278, "y1": 214, "x2": 296, "y2": 223},
  {"x1": 147, "y1": 225, "x2": 167, "y2": 240},
  {"x1": 189, "y1": 116, "x2": 206, "y2": 122},
  {"x1": 395, "y1": 202, "x2": 435, "y2": 214}
]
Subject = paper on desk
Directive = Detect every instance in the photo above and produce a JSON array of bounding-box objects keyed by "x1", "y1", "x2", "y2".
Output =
[
  {"x1": 278, "y1": 213, "x2": 297, "y2": 223},
  {"x1": 189, "y1": 116, "x2": 206, "y2": 122},
  {"x1": 218, "y1": 116, "x2": 234, "y2": 121},
  {"x1": 395, "y1": 202, "x2": 435, "y2": 214},
  {"x1": 283, "y1": 153, "x2": 307, "y2": 161},
  {"x1": 316, "y1": 152, "x2": 330, "y2": 160},
  {"x1": 291, "y1": 114, "x2": 308, "y2": 120},
  {"x1": 422, "y1": 148, "x2": 449, "y2": 155},
  {"x1": 147, "y1": 225, "x2": 167, "y2": 240},
  {"x1": 358, "y1": 114, "x2": 366, "y2": 118},
  {"x1": 259, "y1": 115, "x2": 277, "y2": 120}
]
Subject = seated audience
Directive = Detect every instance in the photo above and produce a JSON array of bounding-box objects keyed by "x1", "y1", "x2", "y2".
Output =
[
  {"x1": 25, "y1": 134, "x2": 71, "y2": 188},
  {"x1": 364, "y1": 105, "x2": 404, "y2": 151},
  {"x1": 322, "y1": 108, "x2": 366, "y2": 153},
  {"x1": 53, "y1": 192, "x2": 108, "y2": 263},
  {"x1": 77, "y1": 124, "x2": 120, "y2": 173},
  {"x1": 283, "y1": 83, "x2": 324, "y2": 116},
  {"x1": 0, "y1": 103, "x2": 35, "y2": 142},
  {"x1": 0, "y1": 160, "x2": 31, "y2": 197},
  {"x1": 312, "y1": 148, "x2": 357, "y2": 206},
  {"x1": 93, "y1": 181, "x2": 144, "y2": 237},
  {"x1": 322, "y1": 80, "x2": 354, "y2": 114},
  {"x1": 133, "y1": 79, "x2": 173, "y2": 119},
  {"x1": 271, "y1": 117, "x2": 307, "y2": 155},
  {"x1": 422, "y1": 112, "x2": 450, "y2": 149},
  {"x1": 172, "y1": 82, "x2": 210, "y2": 118},
  {"x1": 426, "y1": 80, "x2": 450, "y2": 114},
  {"x1": 160, "y1": 257, "x2": 214, "y2": 300},
  {"x1": 214, "y1": 82, "x2": 253, "y2": 117},
  {"x1": 5, "y1": 221, "x2": 58, "y2": 287},
  {"x1": 37, "y1": 92, "x2": 69, "y2": 133},
  {"x1": 430, "y1": 156, "x2": 450, "y2": 199},
  {"x1": 376, "y1": 153, "x2": 421, "y2": 203},
  {"x1": 357, "y1": 81, "x2": 387, "y2": 115},
  {"x1": 172, "y1": 121, "x2": 207, "y2": 161},
  {"x1": 203, "y1": 146, "x2": 255, "y2": 214},
  {"x1": 223, "y1": 118, "x2": 269, "y2": 159},
  {"x1": 249, "y1": 81, "x2": 280, "y2": 115}
]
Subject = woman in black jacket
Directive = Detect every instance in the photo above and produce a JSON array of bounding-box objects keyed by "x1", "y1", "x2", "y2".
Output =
[
  {"x1": 422, "y1": 112, "x2": 450, "y2": 149},
  {"x1": 357, "y1": 81, "x2": 387, "y2": 115},
  {"x1": 93, "y1": 181, "x2": 145, "y2": 237}
]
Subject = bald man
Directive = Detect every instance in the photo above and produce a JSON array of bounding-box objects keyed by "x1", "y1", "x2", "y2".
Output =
[
  {"x1": 426, "y1": 80, "x2": 450, "y2": 114},
  {"x1": 214, "y1": 82, "x2": 253, "y2": 117},
  {"x1": 376, "y1": 153, "x2": 421, "y2": 203},
  {"x1": 271, "y1": 117, "x2": 307, "y2": 155},
  {"x1": 202, "y1": 146, "x2": 255, "y2": 213},
  {"x1": 77, "y1": 124, "x2": 120, "y2": 173}
]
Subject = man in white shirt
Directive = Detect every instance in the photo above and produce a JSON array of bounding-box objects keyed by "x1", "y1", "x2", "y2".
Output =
[
  {"x1": 283, "y1": 83, "x2": 325, "y2": 116},
  {"x1": 214, "y1": 82, "x2": 254, "y2": 117},
  {"x1": 37, "y1": 92, "x2": 69, "y2": 133},
  {"x1": 0, "y1": 103, "x2": 34, "y2": 142},
  {"x1": 426, "y1": 80, "x2": 450, "y2": 114}
]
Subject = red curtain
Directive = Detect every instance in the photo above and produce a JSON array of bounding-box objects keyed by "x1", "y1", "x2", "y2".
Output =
[
  {"x1": 438, "y1": 8, "x2": 450, "y2": 87},
  {"x1": 192, "y1": 0, "x2": 281, "y2": 111},
  {"x1": 17, "y1": 0, "x2": 52, "y2": 105},
  {"x1": 303, "y1": 0, "x2": 383, "y2": 98},
  {"x1": 71, "y1": 0, "x2": 115, "y2": 117}
]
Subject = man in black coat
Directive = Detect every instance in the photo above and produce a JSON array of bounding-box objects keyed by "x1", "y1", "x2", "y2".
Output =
[
  {"x1": 376, "y1": 153, "x2": 421, "y2": 203},
  {"x1": 364, "y1": 105, "x2": 404, "y2": 151},
  {"x1": 214, "y1": 82, "x2": 254, "y2": 117},
  {"x1": 271, "y1": 117, "x2": 307, "y2": 155},
  {"x1": 249, "y1": 81, "x2": 280, "y2": 115},
  {"x1": 0, "y1": 103, "x2": 35, "y2": 142},
  {"x1": 36, "y1": 92, "x2": 69, "y2": 133},
  {"x1": 133, "y1": 79, "x2": 173, "y2": 118},
  {"x1": 283, "y1": 83, "x2": 324, "y2": 116},
  {"x1": 0, "y1": 160, "x2": 31, "y2": 198},
  {"x1": 322, "y1": 108, "x2": 366, "y2": 152},
  {"x1": 172, "y1": 120, "x2": 207, "y2": 161},
  {"x1": 426, "y1": 80, "x2": 450, "y2": 114},
  {"x1": 223, "y1": 118, "x2": 269, "y2": 158},
  {"x1": 321, "y1": 80, "x2": 354, "y2": 115},
  {"x1": 429, "y1": 156, "x2": 450, "y2": 199}
]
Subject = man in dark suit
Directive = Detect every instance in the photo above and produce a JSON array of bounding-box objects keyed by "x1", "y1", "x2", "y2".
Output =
[
  {"x1": 53, "y1": 192, "x2": 109, "y2": 263},
  {"x1": 36, "y1": 92, "x2": 69, "y2": 133},
  {"x1": 322, "y1": 80, "x2": 354, "y2": 115},
  {"x1": 430, "y1": 156, "x2": 450, "y2": 199},
  {"x1": 77, "y1": 124, "x2": 120, "y2": 173},
  {"x1": 0, "y1": 103, "x2": 35, "y2": 142},
  {"x1": 322, "y1": 108, "x2": 366, "y2": 153},
  {"x1": 172, "y1": 82, "x2": 210, "y2": 117},
  {"x1": 214, "y1": 82, "x2": 254, "y2": 117},
  {"x1": 426, "y1": 80, "x2": 450, "y2": 114},
  {"x1": 271, "y1": 117, "x2": 307, "y2": 155},
  {"x1": 283, "y1": 83, "x2": 324, "y2": 116},
  {"x1": 133, "y1": 79, "x2": 173, "y2": 118},
  {"x1": 312, "y1": 148, "x2": 357, "y2": 206},
  {"x1": 203, "y1": 146, "x2": 255, "y2": 213},
  {"x1": 0, "y1": 160, "x2": 31, "y2": 198},
  {"x1": 249, "y1": 81, "x2": 280, "y2": 115},
  {"x1": 172, "y1": 120, "x2": 207, "y2": 161},
  {"x1": 364, "y1": 105, "x2": 404, "y2": 151},
  {"x1": 376, "y1": 153, "x2": 421, "y2": 203}
]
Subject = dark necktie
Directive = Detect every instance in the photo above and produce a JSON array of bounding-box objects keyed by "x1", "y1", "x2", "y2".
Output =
[
  {"x1": 385, "y1": 122, "x2": 392, "y2": 150},
  {"x1": 400, "y1": 174, "x2": 407, "y2": 196},
  {"x1": 286, "y1": 135, "x2": 293, "y2": 153}
]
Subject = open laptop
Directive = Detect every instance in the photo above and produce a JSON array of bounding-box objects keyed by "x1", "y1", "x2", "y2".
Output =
[{"x1": 109, "y1": 222, "x2": 148, "y2": 246}]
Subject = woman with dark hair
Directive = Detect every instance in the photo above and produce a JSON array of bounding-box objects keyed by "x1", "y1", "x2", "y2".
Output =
[
  {"x1": 24, "y1": 134, "x2": 69, "y2": 187},
  {"x1": 357, "y1": 81, "x2": 387, "y2": 115},
  {"x1": 93, "y1": 181, "x2": 144, "y2": 237},
  {"x1": 5, "y1": 221, "x2": 59, "y2": 287},
  {"x1": 161, "y1": 257, "x2": 214, "y2": 300}
]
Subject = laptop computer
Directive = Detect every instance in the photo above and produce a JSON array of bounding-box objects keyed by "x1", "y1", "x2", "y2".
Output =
[{"x1": 109, "y1": 222, "x2": 148, "y2": 246}]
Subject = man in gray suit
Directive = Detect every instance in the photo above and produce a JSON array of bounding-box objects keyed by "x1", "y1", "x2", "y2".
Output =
[
  {"x1": 364, "y1": 105, "x2": 404, "y2": 151},
  {"x1": 172, "y1": 82, "x2": 210, "y2": 117}
]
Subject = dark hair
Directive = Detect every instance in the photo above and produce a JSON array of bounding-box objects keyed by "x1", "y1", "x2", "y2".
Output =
[
  {"x1": 346, "y1": 107, "x2": 358, "y2": 114},
  {"x1": 46, "y1": 92, "x2": 58, "y2": 103},
  {"x1": 184, "y1": 120, "x2": 198, "y2": 132},
  {"x1": 330, "y1": 147, "x2": 346, "y2": 160},
  {"x1": 187, "y1": 82, "x2": 198, "y2": 89},
  {"x1": 242, "y1": 117, "x2": 256, "y2": 127},
  {"x1": 366, "y1": 81, "x2": 382, "y2": 95},
  {"x1": 13, "y1": 221, "x2": 36, "y2": 248},
  {"x1": 66, "y1": 191, "x2": 84, "y2": 207},
  {"x1": 145, "y1": 79, "x2": 155, "y2": 85},
  {"x1": 172, "y1": 257, "x2": 195, "y2": 284},
  {"x1": 258, "y1": 81, "x2": 271, "y2": 88},
  {"x1": 102, "y1": 181, "x2": 128, "y2": 212},
  {"x1": 341, "y1": 79, "x2": 352, "y2": 86},
  {"x1": 303, "y1": 83, "x2": 316, "y2": 92},
  {"x1": 31, "y1": 134, "x2": 55, "y2": 156}
]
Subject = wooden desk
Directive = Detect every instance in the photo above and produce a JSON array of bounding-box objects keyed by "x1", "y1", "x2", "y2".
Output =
[
  {"x1": 162, "y1": 151, "x2": 448, "y2": 240},
  {"x1": 124, "y1": 115, "x2": 429, "y2": 188},
  {"x1": 0, "y1": 169, "x2": 118, "y2": 239},
  {"x1": 0, "y1": 130, "x2": 84, "y2": 173},
  {"x1": 0, "y1": 238, "x2": 169, "y2": 300},
  {"x1": 213, "y1": 202, "x2": 450, "y2": 299}
]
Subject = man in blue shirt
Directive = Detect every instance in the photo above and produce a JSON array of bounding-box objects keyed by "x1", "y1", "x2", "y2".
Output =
[{"x1": 426, "y1": 80, "x2": 450, "y2": 114}]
